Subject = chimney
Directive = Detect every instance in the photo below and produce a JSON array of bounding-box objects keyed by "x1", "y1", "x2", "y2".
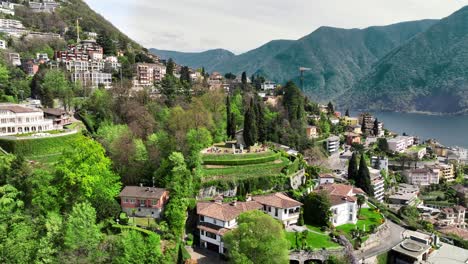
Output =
[
  {"x1": 246, "y1": 195, "x2": 252, "y2": 202},
  {"x1": 231, "y1": 198, "x2": 238, "y2": 206}
]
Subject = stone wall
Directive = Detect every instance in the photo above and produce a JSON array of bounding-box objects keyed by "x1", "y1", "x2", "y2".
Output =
[{"x1": 198, "y1": 186, "x2": 237, "y2": 199}]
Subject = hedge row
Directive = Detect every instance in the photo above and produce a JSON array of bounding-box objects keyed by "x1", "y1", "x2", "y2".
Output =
[
  {"x1": 203, "y1": 152, "x2": 280, "y2": 166},
  {"x1": 0, "y1": 133, "x2": 81, "y2": 157}
]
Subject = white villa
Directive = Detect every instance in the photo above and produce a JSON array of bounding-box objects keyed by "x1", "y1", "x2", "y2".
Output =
[
  {"x1": 317, "y1": 183, "x2": 365, "y2": 226},
  {"x1": 0, "y1": 104, "x2": 53, "y2": 135},
  {"x1": 196, "y1": 193, "x2": 302, "y2": 254}
]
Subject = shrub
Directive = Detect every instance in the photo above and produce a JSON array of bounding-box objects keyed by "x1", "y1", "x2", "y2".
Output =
[{"x1": 202, "y1": 152, "x2": 280, "y2": 166}]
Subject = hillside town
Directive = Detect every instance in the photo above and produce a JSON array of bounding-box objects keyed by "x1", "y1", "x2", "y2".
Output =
[{"x1": 0, "y1": 1, "x2": 466, "y2": 264}]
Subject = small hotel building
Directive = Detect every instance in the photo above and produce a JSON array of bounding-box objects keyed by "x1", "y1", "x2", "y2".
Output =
[{"x1": 0, "y1": 104, "x2": 53, "y2": 135}]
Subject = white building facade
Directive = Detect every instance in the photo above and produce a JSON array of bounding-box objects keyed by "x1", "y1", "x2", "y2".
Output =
[{"x1": 0, "y1": 104, "x2": 53, "y2": 135}]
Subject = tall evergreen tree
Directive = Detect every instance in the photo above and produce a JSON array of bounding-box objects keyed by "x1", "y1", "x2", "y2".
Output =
[
  {"x1": 229, "y1": 113, "x2": 236, "y2": 139},
  {"x1": 243, "y1": 99, "x2": 257, "y2": 147},
  {"x1": 373, "y1": 118, "x2": 380, "y2": 136},
  {"x1": 283, "y1": 81, "x2": 304, "y2": 122},
  {"x1": 356, "y1": 154, "x2": 373, "y2": 196},
  {"x1": 327, "y1": 101, "x2": 334, "y2": 114},
  {"x1": 345, "y1": 109, "x2": 350, "y2": 117},
  {"x1": 166, "y1": 58, "x2": 175, "y2": 76},
  {"x1": 254, "y1": 95, "x2": 266, "y2": 143},
  {"x1": 241, "y1": 72, "x2": 247, "y2": 85},
  {"x1": 348, "y1": 152, "x2": 358, "y2": 182},
  {"x1": 226, "y1": 96, "x2": 233, "y2": 139},
  {"x1": 180, "y1": 66, "x2": 191, "y2": 84}
]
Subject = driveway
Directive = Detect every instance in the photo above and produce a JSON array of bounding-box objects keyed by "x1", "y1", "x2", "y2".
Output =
[
  {"x1": 186, "y1": 247, "x2": 228, "y2": 264},
  {"x1": 356, "y1": 221, "x2": 406, "y2": 260}
]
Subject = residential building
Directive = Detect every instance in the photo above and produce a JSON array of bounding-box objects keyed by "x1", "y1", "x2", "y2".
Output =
[
  {"x1": 197, "y1": 199, "x2": 262, "y2": 254},
  {"x1": 36, "y1": 53, "x2": 49, "y2": 62},
  {"x1": 0, "y1": 1, "x2": 21, "y2": 15},
  {"x1": 0, "y1": 19, "x2": 28, "y2": 37},
  {"x1": 359, "y1": 112, "x2": 374, "y2": 135},
  {"x1": 344, "y1": 116, "x2": 359, "y2": 127},
  {"x1": 207, "y1": 72, "x2": 223, "y2": 90},
  {"x1": 403, "y1": 167, "x2": 440, "y2": 186},
  {"x1": 318, "y1": 173, "x2": 335, "y2": 185},
  {"x1": 306, "y1": 125, "x2": 318, "y2": 139},
  {"x1": 253, "y1": 193, "x2": 303, "y2": 226},
  {"x1": 71, "y1": 71, "x2": 112, "y2": 89},
  {"x1": 261, "y1": 81, "x2": 276, "y2": 91},
  {"x1": 133, "y1": 63, "x2": 166, "y2": 87},
  {"x1": 119, "y1": 186, "x2": 169, "y2": 218},
  {"x1": 434, "y1": 163, "x2": 455, "y2": 182},
  {"x1": 371, "y1": 156, "x2": 389, "y2": 172},
  {"x1": 21, "y1": 59, "x2": 40, "y2": 76},
  {"x1": 369, "y1": 168, "x2": 385, "y2": 203},
  {"x1": 29, "y1": 1, "x2": 60, "y2": 13},
  {"x1": 0, "y1": 39, "x2": 5, "y2": 49},
  {"x1": 316, "y1": 183, "x2": 365, "y2": 226},
  {"x1": 25, "y1": 31, "x2": 61, "y2": 40},
  {"x1": 406, "y1": 146, "x2": 427, "y2": 160},
  {"x1": 42, "y1": 108, "x2": 71, "y2": 128},
  {"x1": 437, "y1": 206, "x2": 466, "y2": 228},
  {"x1": 344, "y1": 132, "x2": 361, "y2": 145},
  {"x1": 8, "y1": 53, "x2": 20, "y2": 66},
  {"x1": 326, "y1": 135, "x2": 340, "y2": 154},
  {"x1": 55, "y1": 40, "x2": 104, "y2": 62},
  {"x1": 0, "y1": 104, "x2": 54, "y2": 135},
  {"x1": 330, "y1": 117, "x2": 340, "y2": 125},
  {"x1": 388, "y1": 184, "x2": 420, "y2": 206},
  {"x1": 388, "y1": 136, "x2": 415, "y2": 153},
  {"x1": 197, "y1": 193, "x2": 302, "y2": 254}
]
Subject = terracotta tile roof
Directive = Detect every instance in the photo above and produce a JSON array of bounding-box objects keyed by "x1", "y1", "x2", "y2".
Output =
[
  {"x1": 197, "y1": 201, "x2": 263, "y2": 222},
  {"x1": 42, "y1": 108, "x2": 66, "y2": 116},
  {"x1": 252, "y1": 192, "x2": 303, "y2": 209},
  {"x1": 0, "y1": 104, "x2": 41, "y2": 113},
  {"x1": 197, "y1": 222, "x2": 231, "y2": 236},
  {"x1": 318, "y1": 183, "x2": 363, "y2": 197},
  {"x1": 119, "y1": 186, "x2": 168, "y2": 199},
  {"x1": 438, "y1": 227, "x2": 468, "y2": 240},
  {"x1": 316, "y1": 183, "x2": 363, "y2": 206},
  {"x1": 318, "y1": 173, "x2": 334, "y2": 178}
]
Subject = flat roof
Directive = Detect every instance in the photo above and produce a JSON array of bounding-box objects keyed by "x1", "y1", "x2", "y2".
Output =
[
  {"x1": 392, "y1": 239, "x2": 431, "y2": 259},
  {"x1": 428, "y1": 242, "x2": 468, "y2": 264}
]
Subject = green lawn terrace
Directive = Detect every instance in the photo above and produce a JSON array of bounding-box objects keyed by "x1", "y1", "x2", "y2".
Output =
[
  {"x1": 200, "y1": 143, "x2": 301, "y2": 190},
  {"x1": 284, "y1": 229, "x2": 342, "y2": 250}
]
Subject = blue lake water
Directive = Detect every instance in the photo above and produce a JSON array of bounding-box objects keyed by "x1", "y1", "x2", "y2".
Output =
[{"x1": 352, "y1": 111, "x2": 468, "y2": 148}]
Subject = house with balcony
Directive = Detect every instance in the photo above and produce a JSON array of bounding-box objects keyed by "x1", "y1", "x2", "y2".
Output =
[
  {"x1": 388, "y1": 136, "x2": 414, "y2": 153},
  {"x1": 326, "y1": 135, "x2": 340, "y2": 154},
  {"x1": 252, "y1": 192, "x2": 303, "y2": 226},
  {"x1": 197, "y1": 199, "x2": 263, "y2": 254},
  {"x1": 306, "y1": 125, "x2": 318, "y2": 139},
  {"x1": 0, "y1": 104, "x2": 54, "y2": 135},
  {"x1": 196, "y1": 193, "x2": 302, "y2": 254},
  {"x1": 42, "y1": 108, "x2": 71, "y2": 129},
  {"x1": 403, "y1": 167, "x2": 440, "y2": 186},
  {"x1": 369, "y1": 168, "x2": 385, "y2": 203},
  {"x1": 437, "y1": 206, "x2": 466, "y2": 229},
  {"x1": 316, "y1": 183, "x2": 365, "y2": 226},
  {"x1": 119, "y1": 186, "x2": 169, "y2": 218}
]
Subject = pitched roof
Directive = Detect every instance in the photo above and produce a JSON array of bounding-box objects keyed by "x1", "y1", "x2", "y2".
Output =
[
  {"x1": 252, "y1": 192, "x2": 303, "y2": 209},
  {"x1": 197, "y1": 222, "x2": 230, "y2": 236},
  {"x1": 197, "y1": 201, "x2": 263, "y2": 222},
  {"x1": 42, "y1": 108, "x2": 66, "y2": 116},
  {"x1": 119, "y1": 186, "x2": 168, "y2": 199},
  {"x1": 0, "y1": 104, "x2": 41, "y2": 113},
  {"x1": 316, "y1": 183, "x2": 364, "y2": 206}
]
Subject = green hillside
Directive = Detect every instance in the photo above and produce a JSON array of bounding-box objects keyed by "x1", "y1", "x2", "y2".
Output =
[
  {"x1": 350, "y1": 6, "x2": 468, "y2": 114},
  {"x1": 150, "y1": 48, "x2": 235, "y2": 70},
  {"x1": 151, "y1": 20, "x2": 437, "y2": 102}
]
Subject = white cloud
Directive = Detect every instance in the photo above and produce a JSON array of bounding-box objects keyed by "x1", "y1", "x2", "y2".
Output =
[{"x1": 84, "y1": 0, "x2": 468, "y2": 54}]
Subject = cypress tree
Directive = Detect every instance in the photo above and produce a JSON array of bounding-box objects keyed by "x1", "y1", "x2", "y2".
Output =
[
  {"x1": 356, "y1": 154, "x2": 374, "y2": 196},
  {"x1": 373, "y1": 118, "x2": 380, "y2": 136},
  {"x1": 327, "y1": 101, "x2": 334, "y2": 114},
  {"x1": 226, "y1": 96, "x2": 232, "y2": 138},
  {"x1": 166, "y1": 58, "x2": 175, "y2": 76},
  {"x1": 254, "y1": 95, "x2": 266, "y2": 143},
  {"x1": 241, "y1": 72, "x2": 247, "y2": 85},
  {"x1": 348, "y1": 152, "x2": 358, "y2": 182},
  {"x1": 229, "y1": 113, "x2": 236, "y2": 139},
  {"x1": 243, "y1": 99, "x2": 257, "y2": 147},
  {"x1": 345, "y1": 109, "x2": 350, "y2": 117}
]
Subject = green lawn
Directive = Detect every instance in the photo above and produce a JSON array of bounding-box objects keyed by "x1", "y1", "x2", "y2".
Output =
[
  {"x1": 285, "y1": 231, "x2": 341, "y2": 250},
  {"x1": 202, "y1": 157, "x2": 290, "y2": 181},
  {"x1": 336, "y1": 207, "x2": 384, "y2": 235},
  {"x1": 305, "y1": 225, "x2": 325, "y2": 233},
  {"x1": 203, "y1": 150, "x2": 274, "y2": 161},
  {"x1": 128, "y1": 217, "x2": 157, "y2": 228}
]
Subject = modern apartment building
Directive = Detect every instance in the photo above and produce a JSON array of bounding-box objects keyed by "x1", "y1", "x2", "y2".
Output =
[
  {"x1": 71, "y1": 71, "x2": 113, "y2": 89},
  {"x1": 327, "y1": 135, "x2": 340, "y2": 154},
  {"x1": 403, "y1": 167, "x2": 440, "y2": 186},
  {"x1": 388, "y1": 136, "x2": 414, "y2": 153},
  {"x1": 133, "y1": 63, "x2": 166, "y2": 87}
]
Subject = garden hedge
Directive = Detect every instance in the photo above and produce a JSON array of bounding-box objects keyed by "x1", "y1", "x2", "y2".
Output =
[
  {"x1": 203, "y1": 152, "x2": 280, "y2": 166},
  {"x1": 0, "y1": 133, "x2": 81, "y2": 157}
]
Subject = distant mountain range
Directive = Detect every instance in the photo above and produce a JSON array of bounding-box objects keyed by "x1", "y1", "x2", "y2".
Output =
[{"x1": 151, "y1": 6, "x2": 468, "y2": 114}]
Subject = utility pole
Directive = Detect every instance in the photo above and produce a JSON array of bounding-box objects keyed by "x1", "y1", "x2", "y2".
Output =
[{"x1": 299, "y1": 67, "x2": 311, "y2": 92}]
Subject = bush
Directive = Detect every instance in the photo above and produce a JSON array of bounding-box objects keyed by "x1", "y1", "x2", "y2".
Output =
[{"x1": 0, "y1": 133, "x2": 81, "y2": 157}]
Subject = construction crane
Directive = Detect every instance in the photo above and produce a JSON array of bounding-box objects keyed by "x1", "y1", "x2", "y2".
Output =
[{"x1": 299, "y1": 67, "x2": 311, "y2": 91}]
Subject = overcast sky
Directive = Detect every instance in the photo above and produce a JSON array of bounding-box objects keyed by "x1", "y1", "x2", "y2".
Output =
[{"x1": 84, "y1": 0, "x2": 468, "y2": 54}]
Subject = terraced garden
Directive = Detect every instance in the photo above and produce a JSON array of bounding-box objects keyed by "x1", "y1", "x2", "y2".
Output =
[{"x1": 201, "y1": 149, "x2": 298, "y2": 190}]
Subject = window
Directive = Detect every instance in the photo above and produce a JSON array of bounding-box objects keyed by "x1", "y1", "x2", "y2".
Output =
[
  {"x1": 205, "y1": 232, "x2": 217, "y2": 239},
  {"x1": 275, "y1": 208, "x2": 278, "y2": 217},
  {"x1": 152, "y1": 199, "x2": 158, "y2": 205},
  {"x1": 284, "y1": 209, "x2": 287, "y2": 214},
  {"x1": 200, "y1": 215, "x2": 205, "y2": 222},
  {"x1": 125, "y1": 198, "x2": 129, "y2": 203}
]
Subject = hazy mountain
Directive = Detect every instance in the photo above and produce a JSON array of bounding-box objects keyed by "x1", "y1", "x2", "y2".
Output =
[
  {"x1": 350, "y1": 6, "x2": 468, "y2": 114},
  {"x1": 149, "y1": 48, "x2": 235, "y2": 70},
  {"x1": 151, "y1": 19, "x2": 436, "y2": 102}
]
